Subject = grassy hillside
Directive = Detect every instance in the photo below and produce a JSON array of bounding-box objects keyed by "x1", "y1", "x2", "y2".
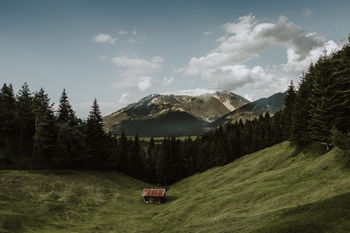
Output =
[{"x1": 1, "y1": 142, "x2": 350, "y2": 232}]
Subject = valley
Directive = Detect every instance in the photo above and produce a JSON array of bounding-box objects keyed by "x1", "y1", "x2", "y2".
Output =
[{"x1": 1, "y1": 142, "x2": 349, "y2": 233}]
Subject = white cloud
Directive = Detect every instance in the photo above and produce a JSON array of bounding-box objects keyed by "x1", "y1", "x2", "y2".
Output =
[
  {"x1": 302, "y1": 9, "x2": 313, "y2": 17},
  {"x1": 137, "y1": 76, "x2": 153, "y2": 91},
  {"x1": 162, "y1": 88, "x2": 216, "y2": 96},
  {"x1": 127, "y1": 38, "x2": 137, "y2": 43},
  {"x1": 132, "y1": 30, "x2": 137, "y2": 36},
  {"x1": 162, "y1": 77, "x2": 174, "y2": 86},
  {"x1": 184, "y1": 13, "x2": 342, "y2": 90},
  {"x1": 203, "y1": 31, "x2": 212, "y2": 36},
  {"x1": 112, "y1": 76, "x2": 154, "y2": 92},
  {"x1": 282, "y1": 39, "x2": 340, "y2": 72},
  {"x1": 99, "y1": 55, "x2": 109, "y2": 60},
  {"x1": 118, "y1": 92, "x2": 130, "y2": 104},
  {"x1": 118, "y1": 31, "x2": 128, "y2": 35},
  {"x1": 152, "y1": 56, "x2": 164, "y2": 63},
  {"x1": 111, "y1": 56, "x2": 163, "y2": 77},
  {"x1": 92, "y1": 33, "x2": 117, "y2": 44}
]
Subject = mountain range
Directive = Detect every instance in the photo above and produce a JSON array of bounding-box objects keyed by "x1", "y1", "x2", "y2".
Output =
[{"x1": 103, "y1": 91, "x2": 286, "y2": 136}]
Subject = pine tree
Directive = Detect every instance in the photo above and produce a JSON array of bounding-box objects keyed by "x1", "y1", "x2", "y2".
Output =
[
  {"x1": 86, "y1": 98, "x2": 106, "y2": 168},
  {"x1": 308, "y1": 55, "x2": 337, "y2": 147},
  {"x1": 57, "y1": 89, "x2": 77, "y2": 126},
  {"x1": 290, "y1": 71, "x2": 313, "y2": 145},
  {"x1": 32, "y1": 88, "x2": 57, "y2": 161},
  {"x1": 16, "y1": 82, "x2": 35, "y2": 154},
  {"x1": 0, "y1": 83, "x2": 16, "y2": 148},
  {"x1": 284, "y1": 80, "x2": 297, "y2": 136},
  {"x1": 330, "y1": 41, "x2": 350, "y2": 132},
  {"x1": 118, "y1": 131, "x2": 129, "y2": 172}
]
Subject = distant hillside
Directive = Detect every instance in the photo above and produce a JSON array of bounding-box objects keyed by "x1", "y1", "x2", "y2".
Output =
[
  {"x1": 210, "y1": 92, "x2": 286, "y2": 128},
  {"x1": 103, "y1": 91, "x2": 249, "y2": 136},
  {"x1": 1, "y1": 142, "x2": 349, "y2": 232},
  {"x1": 108, "y1": 110, "x2": 205, "y2": 137}
]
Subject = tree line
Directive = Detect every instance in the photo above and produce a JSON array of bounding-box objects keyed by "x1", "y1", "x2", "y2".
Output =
[
  {"x1": 0, "y1": 37, "x2": 349, "y2": 185},
  {"x1": 0, "y1": 81, "x2": 287, "y2": 184},
  {"x1": 285, "y1": 37, "x2": 350, "y2": 150}
]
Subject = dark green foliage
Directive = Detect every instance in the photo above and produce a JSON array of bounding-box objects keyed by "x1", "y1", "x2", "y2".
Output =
[
  {"x1": 16, "y1": 82, "x2": 35, "y2": 154},
  {"x1": 32, "y1": 88, "x2": 57, "y2": 163},
  {"x1": 290, "y1": 71, "x2": 313, "y2": 145},
  {"x1": 284, "y1": 80, "x2": 297, "y2": 135},
  {"x1": 289, "y1": 38, "x2": 350, "y2": 147},
  {"x1": 86, "y1": 99, "x2": 108, "y2": 169},
  {"x1": 0, "y1": 83, "x2": 16, "y2": 148},
  {"x1": 57, "y1": 89, "x2": 77, "y2": 126},
  {"x1": 308, "y1": 55, "x2": 337, "y2": 145}
]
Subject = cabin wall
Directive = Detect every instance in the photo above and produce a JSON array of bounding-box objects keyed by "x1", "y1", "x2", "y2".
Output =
[{"x1": 143, "y1": 196, "x2": 164, "y2": 204}]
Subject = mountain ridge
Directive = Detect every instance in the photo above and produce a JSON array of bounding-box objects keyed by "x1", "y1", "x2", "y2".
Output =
[
  {"x1": 103, "y1": 91, "x2": 286, "y2": 136},
  {"x1": 103, "y1": 90, "x2": 250, "y2": 135}
]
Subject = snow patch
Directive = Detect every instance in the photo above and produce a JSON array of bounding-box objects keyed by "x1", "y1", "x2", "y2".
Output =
[{"x1": 211, "y1": 94, "x2": 236, "y2": 111}]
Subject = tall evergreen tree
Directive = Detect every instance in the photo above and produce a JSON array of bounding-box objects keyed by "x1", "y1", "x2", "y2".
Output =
[
  {"x1": 86, "y1": 98, "x2": 106, "y2": 168},
  {"x1": 0, "y1": 83, "x2": 16, "y2": 148},
  {"x1": 284, "y1": 80, "x2": 297, "y2": 136},
  {"x1": 331, "y1": 40, "x2": 350, "y2": 132},
  {"x1": 290, "y1": 71, "x2": 313, "y2": 145},
  {"x1": 57, "y1": 89, "x2": 77, "y2": 126},
  {"x1": 16, "y1": 82, "x2": 35, "y2": 154},
  {"x1": 308, "y1": 55, "x2": 337, "y2": 147},
  {"x1": 32, "y1": 88, "x2": 57, "y2": 161}
]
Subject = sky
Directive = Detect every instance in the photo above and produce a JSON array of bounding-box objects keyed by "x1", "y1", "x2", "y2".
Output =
[{"x1": 1, "y1": 0, "x2": 349, "y2": 117}]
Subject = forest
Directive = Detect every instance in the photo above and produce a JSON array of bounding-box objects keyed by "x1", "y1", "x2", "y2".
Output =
[{"x1": 0, "y1": 38, "x2": 349, "y2": 185}]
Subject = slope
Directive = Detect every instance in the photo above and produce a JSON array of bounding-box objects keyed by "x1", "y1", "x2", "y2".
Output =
[
  {"x1": 1, "y1": 142, "x2": 350, "y2": 233},
  {"x1": 210, "y1": 92, "x2": 286, "y2": 128},
  {"x1": 103, "y1": 91, "x2": 249, "y2": 136}
]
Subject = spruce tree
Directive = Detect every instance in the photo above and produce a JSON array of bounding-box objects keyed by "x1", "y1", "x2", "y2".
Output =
[
  {"x1": 57, "y1": 89, "x2": 77, "y2": 126},
  {"x1": 308, "y1": 55, "x2": 337, "y2": 147},
  {"x1": 331, "y1": 40, "x2": 350, "y2": 132},
  {"x1": 16, "y1": 82, "x2": 35, "y2": 154},
  {"x1": 284, "y1": 80, "x2": 297, "y2": 136},
  {"x1": 32, "y1": 88, "x2": 57, "y2": 161},
  {"x1": 290, "y1": 71, "x2": 313, "y2": 145},
  {"x1": 86, "y1": 98, "x2": 106, "y2": 168},
  {"x1": 0, "y1": 83, "x2": 16, "y2": 147}
]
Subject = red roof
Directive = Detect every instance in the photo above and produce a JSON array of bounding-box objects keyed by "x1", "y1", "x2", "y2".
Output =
[{"x1": 142, "y1": 189, "x2": 166, "y2": 197}]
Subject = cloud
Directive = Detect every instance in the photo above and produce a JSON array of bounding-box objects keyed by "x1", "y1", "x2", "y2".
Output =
[
  {"x1": 111, "y1": 56, "x2": 163, "y2": 77},
  {"x1": 127, "y1": 38, "x2": 137, "y2": 43},
  {"x1": 203, "y1": 31, "x2": 212, "y2": 36},
  {"x1": 152, "y1": 56, "x2": 164, "y2": 63},
  {"x1": 184, "y1": 13, "x2": 342, "y2": 90},
  {"x1": 118, "y1": 31, "x2": 128, "y2": 35},
  {"x1": 163, "y1": 88, "x2": 216, "y2": 96},
  {"x1": 113, "y1": 76, "x2": 154, "y2": 92},
  {"x1": 137, "y1": 76, "x2": 153, "y2": 91},
  {"x1": 118, "y1": 92, "x2": 130, "y2": 104},
  {"x1": 132, "y1": 30, "x2": 137, "y2": 36},
  {"x1": 282, "y1": 39, "x2": 340, "y2": 72},
  {"x1": 92, "y1": 33, "x2": 117, "y2": 44},
  {"x1": 302, "y1": 9, "x2": 313, "y2": 17},
  {"x1": 99, "y1": 55, "x2": 109, "y2": 60},
  {"x1": 162, "y1": 77, "x2": 174, "y2": 86}
]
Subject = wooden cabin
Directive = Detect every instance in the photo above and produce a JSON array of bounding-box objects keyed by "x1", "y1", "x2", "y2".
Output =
[{"x1": 142, "y1": 189, "x2": 166, "y2": 204}]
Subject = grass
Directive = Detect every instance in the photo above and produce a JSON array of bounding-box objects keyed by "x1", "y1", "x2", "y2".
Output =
[{"x1": 0, "y1": 141, "x2": 350, "y2": 232}]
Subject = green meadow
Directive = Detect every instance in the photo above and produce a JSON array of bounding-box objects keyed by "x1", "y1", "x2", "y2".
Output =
[{"x1": 1, "y1": 141, "x2": 350, "y2": 233}]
